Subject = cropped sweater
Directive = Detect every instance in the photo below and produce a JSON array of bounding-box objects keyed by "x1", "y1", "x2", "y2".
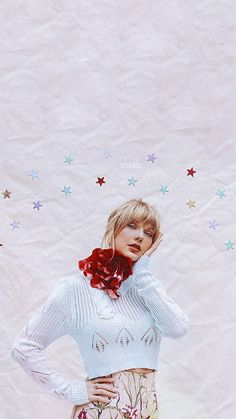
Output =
[{"x1": 10, "y1": 254, "x2": 189, "y2": 406}]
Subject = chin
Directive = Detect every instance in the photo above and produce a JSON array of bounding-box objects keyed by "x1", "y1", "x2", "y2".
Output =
[
  {"x1": 116, "y1": 246, "x2": 141, "y2": 262},
  {"x1": 126, "y1": 250, "x2": 140, "y2": 262}
]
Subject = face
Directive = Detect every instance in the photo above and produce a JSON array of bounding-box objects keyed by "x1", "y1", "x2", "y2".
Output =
[{"x1": 114, "y1": 220, "x2": 154, "y2": 263}]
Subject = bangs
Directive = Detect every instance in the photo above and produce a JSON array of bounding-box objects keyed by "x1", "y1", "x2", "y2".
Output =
[
  {"x1": 128, "y1": 211, "x2": 157, "y2": 231},
  {"x1": 120, "y1": 202, "x2": 159, "y2": 234}
]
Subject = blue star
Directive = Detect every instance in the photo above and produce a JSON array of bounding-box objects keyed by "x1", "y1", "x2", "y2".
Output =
[
  {"x1": 33, "y1": 201, "x2": 43, "y2": 210},
  {"x1": 64, "y1": 154, "x2": 74, "y2": 165},
  {"x1": 103, "y1": 149, "x2": 112, "y2": 159},
  {"x1": 128, "y1": 176, "x2": 138, "y2": 186},
  {"x1": 209, "y1": 220, "x2": 219, "y2": 230},
  {"x1": 225, "y1": 240, "x2": 234, "y2": 250},
  {"x1": 159, "y1": 185, "x2": 169, "y2": 195},
  {"x1": 216, "y1": 189, "x2": 226, "y2": 199},
  {"x1": 147, "y1": 153, "x2": 157, "y2": 163},
  {"x1": 61, "y1": 186, "x2": 72, "y2": 196},
  {"x1": 10, "y1": 219, "x2": 20, "y2": 229},
  {"x1": 29, "y1": 169, "x2": 39, "y2": 180}
]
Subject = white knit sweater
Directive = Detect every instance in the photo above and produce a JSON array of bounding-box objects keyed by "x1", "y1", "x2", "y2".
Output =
[{"x1": 10, "y1": 254, "x2": 189, "y2": 406}]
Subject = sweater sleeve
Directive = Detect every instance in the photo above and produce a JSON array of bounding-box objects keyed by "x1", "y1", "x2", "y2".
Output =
[
  {"x1": 10, "y1": 277, "x2": 89, "y2": 406},
  {"x1": 132, "y1": 255, "x2": 190, "y2": 339}
]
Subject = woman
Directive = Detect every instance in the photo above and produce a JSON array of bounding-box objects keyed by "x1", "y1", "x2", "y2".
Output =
[{"x1": 11, "y1": 198, "x2": 189, "y2": 418}]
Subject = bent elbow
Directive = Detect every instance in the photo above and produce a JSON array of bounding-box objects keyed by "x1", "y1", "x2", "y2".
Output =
[
  {"x1": 10, "y1": 337, "x2": 32, "y2": 364},
  {"x1": 172, "y1": 316, "x2": 190, "y2": 339},
  {"x1": 161, "y1": 316, "x2": 190, "y2": 339},
  {"x1": 10, "y1": 341, "x2": 23, "y2": 364},
  {"x1": 173, "y1": 323, "x2": 189, "y2": 339}
]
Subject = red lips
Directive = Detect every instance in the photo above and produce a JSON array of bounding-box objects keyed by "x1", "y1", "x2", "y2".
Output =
[{"x1": 128, "y1": 244, "x2": 141, "y2": 251}]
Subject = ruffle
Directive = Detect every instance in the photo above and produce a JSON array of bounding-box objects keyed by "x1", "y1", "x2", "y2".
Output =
[{"x1": 85, "y1": 253, "x2": 150, "y2": 320}]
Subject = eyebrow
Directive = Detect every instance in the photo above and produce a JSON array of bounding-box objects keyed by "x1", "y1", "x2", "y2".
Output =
[{"x1": 131, "y1": 221, "x2": 154, "y2": 230}]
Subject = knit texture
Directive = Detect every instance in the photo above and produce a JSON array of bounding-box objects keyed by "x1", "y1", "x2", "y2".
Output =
[{"x1": 11, "y1": 254, "x2": 189, "y2": 405}]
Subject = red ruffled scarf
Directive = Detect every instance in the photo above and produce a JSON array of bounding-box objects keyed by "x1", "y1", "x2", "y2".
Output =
[{"x1": 78, "y1": 247, "x2": 133, "y2": 299}]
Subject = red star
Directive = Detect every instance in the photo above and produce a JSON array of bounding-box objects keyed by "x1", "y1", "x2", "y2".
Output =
[
  {"x1": 96, "y1": 177, "x2": 106, "y2": 186},
  {"x1": 187, "y1": 167, "x2": 196, "y2": 177}
]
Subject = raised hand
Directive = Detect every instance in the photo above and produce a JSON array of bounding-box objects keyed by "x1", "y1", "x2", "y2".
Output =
[{"x1": 144, "y1": 232, "x2": 163, "y2": 257}]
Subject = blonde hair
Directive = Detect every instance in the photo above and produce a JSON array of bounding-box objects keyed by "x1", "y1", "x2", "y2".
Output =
[{"x1": 101, "y1": 198, "x2": 161, "y2": 258}]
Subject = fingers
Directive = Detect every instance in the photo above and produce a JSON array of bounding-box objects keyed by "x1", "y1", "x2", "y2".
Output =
[
  {"x1": 93, "y1": 382, "x2": 118, "y2": 393},
  {"x1": 92, "y1": 377, "x2": 115, "y2": 383},
  {"x1": 87, "y1": 377, "x2": 119, "y2": 403},
  {"x1": 146, "y1": 232, "x2": 163, "y2": 256},
  {"x1": 95, "y1": 395, "x2": 116, "y2": 403},
  {"x1": 158, "y1": 232, "x2": 163, "y2": 241},
  {"x1": 156, "y1": 232, "x2": 163, "y2": 245},
  {"x1": 96, "y1": 387, "x2": 118, "y2": 395}
]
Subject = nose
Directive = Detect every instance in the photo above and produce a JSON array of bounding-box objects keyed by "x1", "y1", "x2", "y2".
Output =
[{"x1": 134, "y1": 229, "x2": 144, "y2": 240}]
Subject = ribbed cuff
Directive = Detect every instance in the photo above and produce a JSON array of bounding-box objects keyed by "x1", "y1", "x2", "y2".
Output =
[
  {"x1": 132, "y1": 254, "x2": 150, "y2": 274},
  {"x1": 69, "y1": 379, "x2": 89, "y2": 405}
]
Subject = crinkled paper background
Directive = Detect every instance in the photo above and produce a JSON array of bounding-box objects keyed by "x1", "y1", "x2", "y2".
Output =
[{"x1": 1, "y1": 1, "x2": 236, "y2": 418}]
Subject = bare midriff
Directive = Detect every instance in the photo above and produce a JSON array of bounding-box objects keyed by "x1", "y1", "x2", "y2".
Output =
[
  {"x1": 125, "y1": 368, "x2": 155, "y2": 374},
  {"x1": 94, "y1": 368, "x2": 156, "y2": 380}
]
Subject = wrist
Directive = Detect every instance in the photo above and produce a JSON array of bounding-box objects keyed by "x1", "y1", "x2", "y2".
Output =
[
  {"x1": 69, "y1": 379, "x2": 90, "y2": 405},
  {"x1": 132, "y1": 254, "x2": 150, "y2": 274}
]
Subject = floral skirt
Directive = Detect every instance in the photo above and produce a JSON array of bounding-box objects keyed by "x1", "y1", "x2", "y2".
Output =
[{"x1": 70, "y1": 369, "x2": 159, "y2": 419}]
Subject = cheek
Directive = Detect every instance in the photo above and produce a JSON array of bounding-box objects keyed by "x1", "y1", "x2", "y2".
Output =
[
  {"x1": 119, "y1": 227, "x2": 130, "y2": 236},
  {"x1": 115, "y1": 230, "x2": 128, "y2": 244},
  {"x1": 145, "y1": 238, "x2": 153, "y2": 248}
]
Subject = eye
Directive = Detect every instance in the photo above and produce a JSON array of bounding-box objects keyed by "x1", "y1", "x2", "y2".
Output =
[
  {"x1": 128, "y1": 223, "x2": 153, "y2": 237},
  {"x1": 128, "y1": 223, "x2": 136, "y2": 229}
]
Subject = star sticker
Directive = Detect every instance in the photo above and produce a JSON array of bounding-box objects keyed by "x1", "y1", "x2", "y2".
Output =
[
  {"x1": 128, "y1": 176, "x2": 138, "y2": 186},
  {"x1": 61, "y1": 186, "x2": 72, "y2": 196},
  {"x1": 225, "y1": 240, "x2": 234, "y2": 250},
  {"x1": 33, "y1": 201, "x2": 43, "y2": 210},
  {"x1": 10, "y1": 219, "x2": 20, "y2": 229},
  {"x1": 216, "y1": 189, "x2": 226, "y2": 199},
  {"x1": 64, "y1": 154, "x2": 74, "y2": 165},
  {"x1": 209, "y1": 220, "x2": 219, "y2": 230},
  {"x1": 147, "y1": 153, "x2": 157, "y2": 163},
  {"x1": 186, "y1": 199, "x2": 196, "y2": 208},
  {"x1": 29, "y1": 169, "x2": 39, "y2": 180},
  {"x1": 187, "y1": 167, "x2": 196, "y2": 177},
  {"x1": 103, "y1": 149, "x2": 112, "y2": 159},
  {"x1": 96, "y1": 177, "x2": 106, "y2": 186},
  {"x1": 2, "y1": 189, "x2": 12, "y2": 199},
  {"x1": 159, "y1": 185, "x2": 169, "y2": 195}
]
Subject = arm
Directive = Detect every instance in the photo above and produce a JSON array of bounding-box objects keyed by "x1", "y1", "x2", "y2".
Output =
[
  {"x1": 10, "y1": 277, "x2": 89, "y2": 405},
  {"x1": 132, "y1": 255, "x2": 190, "y2": 339}
]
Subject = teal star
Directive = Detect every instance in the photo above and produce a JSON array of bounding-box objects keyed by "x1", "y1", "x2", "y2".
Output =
[
  {"x1": 225, "y1": 240, "x2": 234, "y2": 250},
  {"x1": 61, "y1": 186, "x2": 72, "y2": 196},
  {"x1": 64, "y1": 154, "x2": 74, "y2": 165},
  {"x1": 216, "y1": 189, "x2": 226, "y2": 199},
  {"x1": 128, "y1": 176, "x2": 138, "y2": 186},
  {"x1": 159, "y1": 185, "x2": 169, "y2": 195}
]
